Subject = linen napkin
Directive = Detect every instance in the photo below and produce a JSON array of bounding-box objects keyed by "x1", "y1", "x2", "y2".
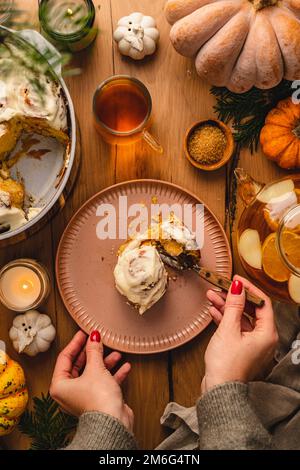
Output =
[{"x1": 156, "y1": 302, "x2": 300, "y2": 450}]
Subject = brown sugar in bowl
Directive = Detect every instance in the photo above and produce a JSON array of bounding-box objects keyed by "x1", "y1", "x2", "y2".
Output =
[{"x1": 184, "y1": 119, "x2": 235, "y2": 171}]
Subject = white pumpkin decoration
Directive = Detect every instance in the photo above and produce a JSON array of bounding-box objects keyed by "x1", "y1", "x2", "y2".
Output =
[
  {"x1": 113, "y1": 12, "x2": 160, "y2": 60},
  {"x1": 9, "y1": 310, "x2": 56, "y2": 357}
]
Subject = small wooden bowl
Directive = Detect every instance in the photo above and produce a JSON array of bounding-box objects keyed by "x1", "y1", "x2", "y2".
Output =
[{"x1": 184, "y1": 119, "x2": 235, "y2": 171}]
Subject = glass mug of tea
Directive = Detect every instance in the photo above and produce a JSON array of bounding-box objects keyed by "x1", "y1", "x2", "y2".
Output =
[{"x1": 93, "y1": 75, "x2": 163, "y2": 153}]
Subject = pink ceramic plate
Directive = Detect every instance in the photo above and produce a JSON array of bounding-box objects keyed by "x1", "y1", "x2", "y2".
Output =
[{"x1": 56, "y1": 180, "x2": 232, "y2": 354}]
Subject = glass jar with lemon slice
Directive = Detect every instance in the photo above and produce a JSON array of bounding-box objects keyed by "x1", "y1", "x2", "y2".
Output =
[{"x1": 236, "y1": 169, "x2": 300, "y2": 304}]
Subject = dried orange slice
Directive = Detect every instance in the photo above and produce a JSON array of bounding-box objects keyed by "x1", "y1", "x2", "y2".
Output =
[{"x1": 262, "y1": 233, "x2": 290, "y2": 282}]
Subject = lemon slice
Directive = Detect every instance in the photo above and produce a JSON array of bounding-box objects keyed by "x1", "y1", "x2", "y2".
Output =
[
  {"x1": 262, "y1": 233, "x2": 290, "y2": 282},
  {"x1": 280, "y1": 230, "x2": 300, "y2": 269}
]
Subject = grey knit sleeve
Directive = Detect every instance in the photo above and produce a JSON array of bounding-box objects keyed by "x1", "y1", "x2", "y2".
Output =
[
  {"x1": 64, "y1": 412, "x2": 137, "y2": 450},
  {"x1": 197, "y1": 382, "x2": 273, "y2": 450}
]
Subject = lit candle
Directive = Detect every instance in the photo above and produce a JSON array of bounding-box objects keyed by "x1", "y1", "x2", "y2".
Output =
[
  {"x1": 0, "y1": 259, "x2": 50, "y2": 311},
  {"x1": 39, "y1": 0, "x2": 97, "y2": 52}
]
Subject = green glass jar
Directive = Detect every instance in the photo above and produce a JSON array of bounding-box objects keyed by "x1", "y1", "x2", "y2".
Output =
[
  {"x1": 39, "y1": 0, "x2": 97, "y2": 51},
  {"x1": 0, "y1": 0, "x2": 14, "y2": 25}
]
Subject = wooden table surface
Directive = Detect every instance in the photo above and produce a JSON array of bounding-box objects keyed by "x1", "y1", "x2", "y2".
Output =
[{"x1": 1, "y1": 0, "x2": 286, "y2": 450}]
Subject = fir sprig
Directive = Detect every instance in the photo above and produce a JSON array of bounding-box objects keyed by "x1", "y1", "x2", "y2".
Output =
[
  {"x1": 211, "y1": 80, "x2": 293, "y2": 152},
  {"x1": 0, "y1": 27, "x2": 80, "y2": 105},
  {"x1": 19, "y1": 393, "x2": 78, "y2": 450},
  {"x1": 0, "y1": 0, "x2": 81, "y2": 87},
  {"x1": 0, "y1": 2, "x2": 29, "y2": 29}
]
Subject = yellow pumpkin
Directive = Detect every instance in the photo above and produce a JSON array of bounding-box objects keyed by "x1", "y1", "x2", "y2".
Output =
[
  {"x1": 0, "y1": 350, "x2": 28, "y2": 436},
  {"x1": 165, "y1": 0, "x2": 300, "y2": 93},
  {"x1": 260, "y1": 98, "x2": 300, "y2": 169}
]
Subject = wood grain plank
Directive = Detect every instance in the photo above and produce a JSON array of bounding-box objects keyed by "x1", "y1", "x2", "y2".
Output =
[
  {"x1": 157, "y1": 5, "x2": 226, "y2": 419},
  {"x1": 110, "y1": 0, "x2": 226, "y2": 447},
  {"x1": 110, "y1": 0, "x2": 171, "y2": 449},
  {"x1": 51, "y1": 0, "x2": 116, "y2": 350}
]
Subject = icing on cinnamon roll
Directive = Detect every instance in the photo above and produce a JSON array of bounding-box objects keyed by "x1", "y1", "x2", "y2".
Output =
[
  {"x1": 149, "y1": 215, "x2": 200, "y2": 258},
  {"x1": 0, "y1": 38, "x2": 68, "y2": 136},
  {"x1": 114, "y1": 239, "x2": 168, "y2": 315}
]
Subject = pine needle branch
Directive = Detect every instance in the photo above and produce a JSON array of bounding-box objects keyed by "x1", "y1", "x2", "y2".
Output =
[
  {"x1": 19, "y1": 393, "x2": 78, "y2": 450},
  {"x1": 0, "y1": 1, "x2": 82, "y2": 86},
  {"x1": 0, "y1": 27, "x2": 80, "y2": 104},
  {"x1": 0, "y1": 2, "x2": 29, "y2": 29},
  {"x1": 211, "y1": 80, "x2": 293, "y2": 152}
]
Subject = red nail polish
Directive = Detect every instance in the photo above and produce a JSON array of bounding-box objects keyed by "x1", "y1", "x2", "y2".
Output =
[
  {"x1": 90, "y1": 330, "x2": 101, "y2": 342},
  {"x1": 231, "y1": 280, "x2": 243, "y2": 295}
]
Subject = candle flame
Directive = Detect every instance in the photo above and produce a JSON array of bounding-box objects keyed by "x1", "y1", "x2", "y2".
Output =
[{"x1": 20, "y1": 280, "x2": 34, "y2": 294}]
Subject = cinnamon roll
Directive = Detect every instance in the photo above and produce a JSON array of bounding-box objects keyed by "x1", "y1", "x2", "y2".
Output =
[
  {"x1": 114, "y1": 239, "x2": 168, "y2": 315},
  {"x1": 114, "y1": 213, "x2": 201, "y2": 315},
  {"x1": 149, "y1": 214, "x2": 201, "y2": 262}
]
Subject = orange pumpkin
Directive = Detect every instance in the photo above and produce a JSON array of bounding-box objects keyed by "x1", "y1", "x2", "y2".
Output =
[{"x1": 260, "y1": 98, "x2": 300, "y2": 169}]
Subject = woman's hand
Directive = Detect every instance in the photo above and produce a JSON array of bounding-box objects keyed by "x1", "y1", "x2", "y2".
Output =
[
  {"x1": 50, "y1": 330, "x2": 134, "y2": 432},
  {"x1": 202, "y1": 275, "x2": 279, "y2": 394}
]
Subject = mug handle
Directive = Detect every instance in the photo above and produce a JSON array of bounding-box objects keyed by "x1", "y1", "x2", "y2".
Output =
[{"x1": 142, "y1": 130, "x2": 163, "y2": 154}]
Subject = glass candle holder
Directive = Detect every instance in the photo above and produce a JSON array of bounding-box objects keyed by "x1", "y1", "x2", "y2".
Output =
[
  {"x1": 0, "y1": 0, "x2": 14, "y2": 25},
  {"x1": 39, "y1": 0, "x2": 97, "y2": 52},
  {"x1": 0, "y1": 259, "x2": 51, "y2": 312}
]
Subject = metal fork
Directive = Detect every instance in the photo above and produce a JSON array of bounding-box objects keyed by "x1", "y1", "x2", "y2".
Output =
[{"x1": 158, "y1": 247, "x2": 265, "y2": 309}]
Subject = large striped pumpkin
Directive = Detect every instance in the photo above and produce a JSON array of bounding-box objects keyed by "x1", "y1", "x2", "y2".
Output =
[{"x1": 165, "y1": 0, "x2": 300, "y2": 93}]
